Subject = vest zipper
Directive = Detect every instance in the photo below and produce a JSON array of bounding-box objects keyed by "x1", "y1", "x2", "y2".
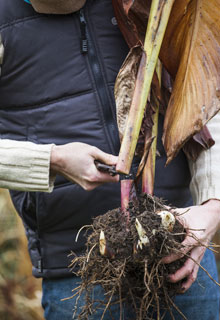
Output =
[
  {"x1": 79, "y1": 9, "x2": 120, "y2": 154},
  {"x1": 79, "y1": 10, "x2": 88, "y2": 53}
]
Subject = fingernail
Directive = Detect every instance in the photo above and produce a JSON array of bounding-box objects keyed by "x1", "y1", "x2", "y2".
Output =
[
  {"x1": 166, "y1": 275, "x2": 171, "y2": 282},
  {"x1": 180, "y1": 286, "x2": 186, "y2": 294},
  {"x1": 162, "y1": 257, "x2": 169, "y2": 264}
]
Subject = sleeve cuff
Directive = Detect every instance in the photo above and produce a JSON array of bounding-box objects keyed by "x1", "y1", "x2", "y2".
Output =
[
  {"x1": 189, "y1": 111, "x2": 220, "y2": 205},
  {"x1": 190, "y1": 186, "x2": 220, "y2": 205},
  {"x1": 0, "y1": 140, "x2": 55, "y2": 192}
]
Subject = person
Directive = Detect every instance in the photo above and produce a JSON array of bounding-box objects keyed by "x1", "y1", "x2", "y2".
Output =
[
  {"x1": 0, "y1": 139, "x2": 119, "y2": 191},
  {"x1": 0, "y1": 0, "x2": 219, "y2": 319}
]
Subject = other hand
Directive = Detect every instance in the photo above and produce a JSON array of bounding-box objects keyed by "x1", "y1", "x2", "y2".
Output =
[
  {"x1": 50, "y1": 142, "x2": 119, "y2": 190},
  {"x1": 162, "y1": 200, "x2": 220, "y2": 292}
]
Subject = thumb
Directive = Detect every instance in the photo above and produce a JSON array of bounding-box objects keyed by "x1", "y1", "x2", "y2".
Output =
[
  {"x1": 92, "y1": 148, "x2": 118, "y2": 166},
  {"x1": 162, "y1": 235, "x2": 196, "y2": 264}
]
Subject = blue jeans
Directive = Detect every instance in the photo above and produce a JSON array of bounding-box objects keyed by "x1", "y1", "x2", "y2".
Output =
[{"x1": 42, "y1": 249, "x2": 220, "y2": 319}]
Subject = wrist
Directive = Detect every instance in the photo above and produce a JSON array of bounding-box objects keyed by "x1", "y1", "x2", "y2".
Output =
[
  {"x1": 50, "y1": 145, "x2": 63, "y2": 172},
  {"x1": 202, "y1": 198, "x2": 220, "y2": 209},
  {"x1": 202, "y1": 199, "x2": 220, "y2": 228}
]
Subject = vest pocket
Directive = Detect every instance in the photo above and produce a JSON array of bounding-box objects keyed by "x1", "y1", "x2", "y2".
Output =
[{"x1": 35, "y1": 179, "x2": 121, "y2": 233}]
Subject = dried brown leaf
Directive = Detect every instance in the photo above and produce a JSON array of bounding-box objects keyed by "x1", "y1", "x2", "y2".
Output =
[
  {"x1": 112, "y1": 0, "x2": 151, "y2": 47},
  {"x1": 115, "y1": 46, "x2": 143, "y2": 140},
  {"x1": 160, "y1": 0, "x2": 220, "y2": 163},
  {"x1": 183, "y1": 125, "x2": 215, "y2": 161},
  {"x1": 136, "y1": 136, "x2": 155, "y2": 180}
]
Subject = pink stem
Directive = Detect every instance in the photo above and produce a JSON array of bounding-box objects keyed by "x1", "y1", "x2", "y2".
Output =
[
  {"x1": 142, "y1": 148, "x2": 154, "y2": 195},
  {"x1": 120, "y1": 179, "x2": 135, "y2": 231}
]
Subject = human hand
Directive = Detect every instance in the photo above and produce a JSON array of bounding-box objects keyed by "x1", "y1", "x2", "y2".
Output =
[
  {"x1": 162, "y1": 200, "x2": 220, "y2": 292},
  {"x1": 50, "y1": 142, "x2": 119, "y2": 190}
]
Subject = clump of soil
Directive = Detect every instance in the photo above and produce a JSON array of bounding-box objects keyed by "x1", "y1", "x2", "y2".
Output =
[{"x1": 70, "y1": 194, "x2": 187, "y2": 320}]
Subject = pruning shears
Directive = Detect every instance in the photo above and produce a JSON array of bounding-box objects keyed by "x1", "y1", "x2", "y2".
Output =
[{"x1": 94, "y1": 160, "x2": 133, "y2": 180}]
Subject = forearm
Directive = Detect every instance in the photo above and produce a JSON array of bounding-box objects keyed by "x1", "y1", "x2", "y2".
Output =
[
  {"x1": 189, "y1": 111, "x2": 220, "y2": 204},
  {"x1": 0, "y1": 139, "x2": 54, "y2": 192}
]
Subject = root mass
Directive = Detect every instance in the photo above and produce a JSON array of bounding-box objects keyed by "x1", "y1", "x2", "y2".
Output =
[{"x1": 71, "y1": 195, "x2": 188, "y2": 319}]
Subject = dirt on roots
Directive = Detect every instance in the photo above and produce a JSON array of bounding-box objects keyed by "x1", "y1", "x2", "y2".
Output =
[{"x1": 70, "y1": 194, "x2": 190, "y2": 320}]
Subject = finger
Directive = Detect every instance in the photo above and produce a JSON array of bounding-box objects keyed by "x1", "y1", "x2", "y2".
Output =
[
  {"x1": 162, "y1": 253, "x2": 183, "y2": 264},
  {"x1": 95, "y1": 171, "x2": 119, "y2": 183},
  {"x1": 92, "y1": 147, "x2": 118, "y2": 165},
  {"x1": 168, "y1": 246, "x2": 205, "y2": 283},
  {"x1": 84, "y1": 165, "x2": 119, "y2": 185},
  {"x1": 84, "y1": 170, "x2": 120, "y2": 189},
  {"x1": 168, "y1": 256, "x2": 194, "y2": 283},
  {"x1": 180, "y1": 263, "x2": 200, "y2": 293},
  {"x1": 90, "y1": 158, "x2": 119, "y2": 182},
  {"x1": 162, "y1": 234, "x2": 198, "y2": 264}
]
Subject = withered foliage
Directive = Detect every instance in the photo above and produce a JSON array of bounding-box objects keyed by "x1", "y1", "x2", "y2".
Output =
[
  {"x1": 161, "y1": 0, "x2": 220, "y2": 162},
  {"x1": 113, "y1": 0, "x2": 220, "y2": 163}
]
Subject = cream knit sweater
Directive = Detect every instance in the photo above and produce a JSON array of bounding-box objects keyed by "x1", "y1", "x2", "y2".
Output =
[
  {"x1": 189, "y1": 112, "x2": 220, "y2": 205},
  {"x1": 0, "y1": 140, "x2": 54, "y2": 192}
]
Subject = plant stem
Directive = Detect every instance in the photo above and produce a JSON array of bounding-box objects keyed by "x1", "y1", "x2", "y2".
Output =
[
  {"x1": 116, "y1": 0, "x2": 174, "y2": 174},
  {"x1": 142, "y1": 60, "x2": 162, "y2": 195},
  {"x1": 120, "y1": 179, "x2": 134, "y2": 231}
]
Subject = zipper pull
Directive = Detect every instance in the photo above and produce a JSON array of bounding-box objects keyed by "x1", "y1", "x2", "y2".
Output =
[{"x1": 79, "y1": 9, "x2": 88, "y2": 54}]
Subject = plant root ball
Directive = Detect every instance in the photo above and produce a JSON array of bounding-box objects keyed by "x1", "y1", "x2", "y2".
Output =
[{"x1": 71, "y1": 194, "x2": 187, "y2": 320}]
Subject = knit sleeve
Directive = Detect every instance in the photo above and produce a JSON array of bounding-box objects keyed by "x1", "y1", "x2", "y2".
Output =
[
  {"x1": 0, "y1": 140, "x2": 55, "y2": 192},
  {"x1": 188, "y1": 111, "x2": 220, "y2": 205}
]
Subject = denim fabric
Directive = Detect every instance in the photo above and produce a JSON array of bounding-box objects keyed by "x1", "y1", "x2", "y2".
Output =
[
  {"x1": 163, "y1": 249, "x2": 220, "y2": 320},
  {"x1": 42, "y1": 249, "x2": 220, "y2": 320}
]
